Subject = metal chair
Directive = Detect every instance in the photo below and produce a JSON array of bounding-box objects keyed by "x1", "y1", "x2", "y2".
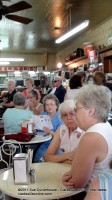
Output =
[{"x1": 0, "y1": 140, "x2": 22, "y2": 200}]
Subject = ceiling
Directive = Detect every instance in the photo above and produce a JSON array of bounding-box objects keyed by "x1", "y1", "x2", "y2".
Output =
[{"x1": 0, "y1": 0, "x2": 112, "y2": 54}]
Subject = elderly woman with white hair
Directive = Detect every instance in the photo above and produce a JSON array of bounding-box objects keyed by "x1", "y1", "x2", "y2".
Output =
[
  {"x1": 62, "y1": 84, "x2": 112, "y2": 200},
  {"x1": 45, "y1": 100, "x2": 84, "y2": 163}
]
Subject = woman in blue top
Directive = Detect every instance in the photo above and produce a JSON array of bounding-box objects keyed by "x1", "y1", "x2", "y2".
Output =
[{"x1": 33, "y1": 94, "x2": 63, "y2": 162}]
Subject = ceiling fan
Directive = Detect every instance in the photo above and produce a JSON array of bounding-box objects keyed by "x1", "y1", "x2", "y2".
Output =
[{"x1": 0, "y1": 0, "x2": 33, "y2": 24}]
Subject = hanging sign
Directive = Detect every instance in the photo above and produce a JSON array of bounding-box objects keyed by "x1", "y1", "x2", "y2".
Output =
[{"x1": 0, "y1": 66, "x2": 37, "y2": 72}]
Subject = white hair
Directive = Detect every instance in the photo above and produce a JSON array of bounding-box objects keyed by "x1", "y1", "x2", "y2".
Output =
[
  {"x1": 58, "y1": 100, "x2": 76, "y2": 119},
  {"x1": 54, "y1": 76, "x2": 63, "y2": 82}
]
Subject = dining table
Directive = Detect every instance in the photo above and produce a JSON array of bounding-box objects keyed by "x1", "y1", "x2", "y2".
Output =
[
  {"x1": 0, "y1": 162, "x2": 81, "y2": 200},
  {"x1": 4, "y1": 132, "x2": 52, "y2": 153}
]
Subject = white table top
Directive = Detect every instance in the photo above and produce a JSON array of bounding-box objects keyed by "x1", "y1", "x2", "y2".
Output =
[
  {"x1": 4, "y1": 133, "x2": 52, "y2": 145},
  {"x1": 0, "y1": 162, "x2": 80, "y2": 200},
  {"x1": 19, "y1": 133, "x2": 52, "y2": 145}
]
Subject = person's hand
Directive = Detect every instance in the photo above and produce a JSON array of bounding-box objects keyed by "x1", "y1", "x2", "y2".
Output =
[
  {"x1": 43, "y1": 126, "x2": 51, "y2": 134},
  {"x1": 9, "y1": 101, "x2": 14, "y2": 107},
  {"x1": 2, "y1": 97, "x2": 8, "y2": 103},
  {"x1": 62, "y1": 171, "x2": 74, "y2": 188},
  {"x1": 67, "y1": 151, "x2": 76, "y2": 161},
  {"x1": 28, "y1": 100, "x2": 35, "y2": 110}
]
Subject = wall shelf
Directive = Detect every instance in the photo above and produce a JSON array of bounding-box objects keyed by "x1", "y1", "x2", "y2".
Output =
[{"x1": 65, "y1": 45, "x2": 112, "y2": 71}]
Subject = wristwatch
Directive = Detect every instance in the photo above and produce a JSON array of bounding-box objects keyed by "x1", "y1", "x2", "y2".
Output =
[{"x1": 40, "y1": 156, "x2": 45, "y2": 162}]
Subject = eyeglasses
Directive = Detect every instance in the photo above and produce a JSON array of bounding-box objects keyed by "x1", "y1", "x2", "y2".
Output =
[
  {"x1": 45, "y1": 103, "x2": 56, "y2": 106},
  {"x1": 74, "y1": 107, "x2": 84, "y2": 112},
  {"x1": 62, "y1": 112, "x2": 75, "y2": 118}
]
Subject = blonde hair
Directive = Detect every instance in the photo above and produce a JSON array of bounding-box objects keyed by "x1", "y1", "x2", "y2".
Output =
[{"x1": 25, "y1": 78, "x2": 34, "y2": 86}]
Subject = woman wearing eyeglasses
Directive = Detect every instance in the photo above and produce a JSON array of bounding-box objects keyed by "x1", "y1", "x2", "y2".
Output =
[
  {"x1": 45, "y1": 100, "x2": 84, "y2": 163},
  {"x1": 33, "y1": 94, "x2": 64, "y2": 162},
  {"x1": 62, "y1": 85, "x2": 112, "y2": 200}
]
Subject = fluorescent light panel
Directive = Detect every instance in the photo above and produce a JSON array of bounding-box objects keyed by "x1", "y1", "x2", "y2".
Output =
[
  {"x1": 0, "y1": 58, "x2": 24, "y2": 62},
  {"x1": 55, "y1": 20, "x2": 89, "y2": 44}
]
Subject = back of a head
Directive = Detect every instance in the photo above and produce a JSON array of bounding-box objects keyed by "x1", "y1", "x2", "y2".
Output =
[
  {"x1": 76, "y1": 71, "x2": 86, "y2": 79},
  {"x1": 13, "y1": 92, "x2": 25, "y2": 106},
  {"x1": 69, "y1": 74, "x2": 82, "y2": 89},
  {"x1": 93, "y1": 71, "x2": 106, "y2": 86}
]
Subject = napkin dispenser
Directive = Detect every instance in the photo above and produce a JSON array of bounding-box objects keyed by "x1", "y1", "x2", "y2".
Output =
[{"x1": 13, "y1": 153, "x2": 30, "y2": 185}]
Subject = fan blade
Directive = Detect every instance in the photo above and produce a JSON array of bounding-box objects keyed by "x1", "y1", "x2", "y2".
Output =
[
  {"x1": 6, "y1": 14, "x2": 33, "y2": 24},
  {"x1": 7, "y1": 1, "x2": 32, "y2": 13}
]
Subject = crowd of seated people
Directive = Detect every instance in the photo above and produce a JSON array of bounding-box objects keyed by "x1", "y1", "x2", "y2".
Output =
[{"x1": 1, "y1": 72, "x2": 112, "y2": 200}]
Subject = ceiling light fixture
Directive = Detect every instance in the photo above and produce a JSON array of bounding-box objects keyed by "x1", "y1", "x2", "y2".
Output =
[
  {"x1": 57, "y1": 62, "x2": 62, "y2": 69},
  {"x1": 0, "y1": 58, "x2": 24, "y2": 62},
  {"x1": 0, "y1": 61, "x2": 10, "y2": 65},
  {"x1": 55, "y1": 20, "x2": 89, "y2": 44}
]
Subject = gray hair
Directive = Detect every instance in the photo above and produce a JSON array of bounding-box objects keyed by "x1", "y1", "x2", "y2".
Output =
[
  {"x1": 54, "y1": 76, "x2": 63, "y2": 83},
  {"x1": 59, "y1": 100, "x2": 76, "y2": 119},
  {"x1": 13, "y1": 92, "x2": 25, "y2": 106},
  {"x1": 8, "y1": 79, "x2": 15, "y2": 86},
  {"x1": 43, "y1": 94, "x2": 60, "y2": 110},
  {"x1": 75, "y1": 84, "x2": 111, "y2": 122}
]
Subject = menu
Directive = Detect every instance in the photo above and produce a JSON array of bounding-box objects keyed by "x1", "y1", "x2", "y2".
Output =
[{"x1": 32, "y1": 115, "x2": 53, "y2": 130}]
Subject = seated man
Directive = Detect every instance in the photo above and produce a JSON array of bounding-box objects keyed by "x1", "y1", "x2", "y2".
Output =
[{"x1": 45, "y1": 100, "x2": 84, "y2": 164}]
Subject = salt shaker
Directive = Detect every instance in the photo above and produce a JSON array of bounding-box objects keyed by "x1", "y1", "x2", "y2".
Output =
[
  {"x1": 30, "y1": 168, "x2": 36, "y2": 183},
  {"x1": 27, "y1": 119, "x2": 33, "y2": 133}
]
